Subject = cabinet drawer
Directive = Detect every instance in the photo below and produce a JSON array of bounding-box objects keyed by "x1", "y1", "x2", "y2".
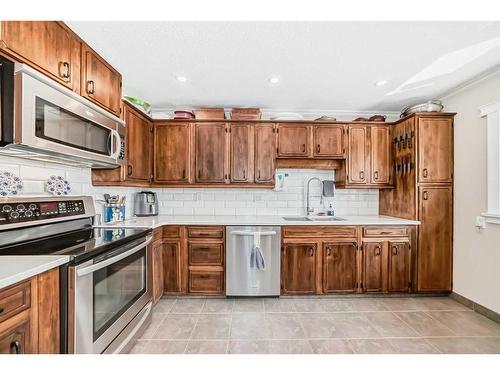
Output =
[
  {"x1": 363, "y1": 227, "x2": 409, "y2": 237},
  {"x1": 189, "y1": 243, "x2": 223, "y2": 265},
  {"x1": 283, "y1": 226, "x2": 358, "y2": 238},
  {"x1": 0, "y1": 281, "x2": 31, "y2": 324},
  {"x1": 187, "y1": 226, "x2": 224, "y2": 239},
  {"x1": 0, "y1": 310, "x2": 31, "y2": 354},
  {"x1": 189, "y1": 271, "x2": 224, "y2": 295},
  {"x1": 163, "y1": 226, "x2": 182, "y2": 238}
]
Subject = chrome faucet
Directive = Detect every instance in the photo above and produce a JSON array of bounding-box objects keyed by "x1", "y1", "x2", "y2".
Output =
[{"x1": 306, "y1": 177, "x2": 323, "y2": 216}]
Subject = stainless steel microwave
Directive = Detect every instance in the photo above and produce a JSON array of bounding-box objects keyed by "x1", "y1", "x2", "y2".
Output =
[{"x1": 0, "y1": 61, "x2": 125, "y2": 168}]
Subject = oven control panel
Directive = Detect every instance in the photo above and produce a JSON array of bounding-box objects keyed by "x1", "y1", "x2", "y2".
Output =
[{"x1": 0, "y1": 200, "x2": 85, "y2": 225}]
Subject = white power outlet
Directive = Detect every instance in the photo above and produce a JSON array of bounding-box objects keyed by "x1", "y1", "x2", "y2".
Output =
[{"x1": 475, "y1": 215, "x2": 486, "y2": 229}]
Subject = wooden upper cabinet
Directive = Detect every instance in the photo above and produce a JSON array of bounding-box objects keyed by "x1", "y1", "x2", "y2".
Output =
[
  {"x1": 195, "y1": 123, "x2": 228, "y2": 183},
  {"x1": 281, "y1": 243, "x2": 317, "y2": 294},
  {"x1": 347, "y1": 125, "x2": 369, "y2": 184},
  {"x1": 125, "y1": 104, "x2": 153, "y2": 182},
  {"x1": 418, "y1": 185, "x2": 453, "y2": 292},
  {"x1": 323, "y1": 242, "x2": 358, "y2": 293},
  {"x1": 81, "y1": 43, "x2": 122, "y2": 116},
  {"x1": 370, "y1": 125, "x2": 391, "y2": 184},
  {"x1": 277, "y1": 124, "x2": 311, "y2": 157},
  {"x1": 0, "y1": 21, "x2": 81, "y2": 92},
  {"x1": 230, "y1": 123, "x2": 253, "y2": 183},
  {"x1": 313, "y1": 125, "x2": 345, "y2": 158},
  {"x1": 363, "y1": 242, "x2": 384, "y2": 292},
  {"x1": 388, "y1": 241, "x2": 411, "y2": 292},
  {"x1": 154, "y1": 123, "x2": 191, "y2": 183},
  {"x1": 254, "y1": 123, "x2": 276, "y2": 184},
  {"x1": 418, "y1": 116, "x2": 453, "y2": 183}
]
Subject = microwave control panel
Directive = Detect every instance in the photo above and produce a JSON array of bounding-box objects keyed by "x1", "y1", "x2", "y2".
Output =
[{"x1": 0, "y1": 200, "x2": 85, "y2": 225}]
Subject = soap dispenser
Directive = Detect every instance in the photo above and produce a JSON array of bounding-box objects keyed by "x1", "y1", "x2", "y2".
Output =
[{"x1": 327, "y1": 204, "x2": 335, "y2": 216}]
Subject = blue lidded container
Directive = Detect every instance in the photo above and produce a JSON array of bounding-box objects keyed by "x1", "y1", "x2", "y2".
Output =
[{"x1": 103, "y1": 203, "x2": 126, "y2": 223}]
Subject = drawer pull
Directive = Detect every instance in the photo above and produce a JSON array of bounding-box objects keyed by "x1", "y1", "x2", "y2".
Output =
[
  {"x1": 10, "y1": 340, "x2": 21, "y2": 354},
  {"x1": 198, "y1": 275, "x2": 210, "y2": 279},
  {"x1": 197, "y1": 247, "x2": 211, "y2": 251}
]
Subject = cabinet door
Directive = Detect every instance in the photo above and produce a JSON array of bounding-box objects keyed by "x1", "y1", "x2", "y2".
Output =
[
  {"x1": 314, "y1": 125, "x2": 344, "y2": 158},
  {"x1": 363, "y1": 242, "x2": 384, "y2": 292},
  {"x1": 388, "y1": 241, "x2": 411, "y2": 292},
  {"x1": 162, "y1": 241, "x2": 182, "y2": 294},
  {"x1": 323, "y1": 242, "x2": 357, "y2": 293},
  {"x1": 370, "y1": 125, "x2": 391, "y2": 184},
  {"x1": 195, "y1": 123, "x2": 227, "y2": 183},
  {"x1": 0, "y1": 21, "x2": 80, "y2": 91},
  {"x1": 418, "y1": 117, "x2": 453, "y2": 183},
  {"x1": 281, "y1": 243, "x2": 317, "y2": 294},
  {"x1": 230, "y1": 123, "x2": 253, "y2": 183},
  {"x1": 347, "y1": 126, "x2": 369, "y2": 184},
  {"x1": 81, "y1": 44, "x2": 122, "y2": 116},
  {"x1": 125, "y1": 106, "x2": 152, "y2": 182},
  {"x1": 254, "y1": 123, "x2": 276, "y2": 183},
  {"x1": 152, "y1": 241, "x2": 164, "y2": 304},
  {"x1": 0, "y1": 312, "x2": 32, "y2": 354},
  {"x1": 189, "y1": 271, "x2": 224, "y2": 295},
  {"x1": 277, "y1": 124, "x2": 310, "y2": 157},
  {"x1": 418, "y1": 186, "x2": 453, "y2": 291},
  {"x1": 155, "y1": 123, "x2": 191, "y2": 183}
]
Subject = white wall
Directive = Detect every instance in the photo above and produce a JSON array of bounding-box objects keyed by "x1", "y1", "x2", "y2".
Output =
[
  {"x1": 441, "y1": 70, "x2": 500, "y2": 314},
  {"x1": 0, "y1": 156, "x2": 378, "y2": 219}
]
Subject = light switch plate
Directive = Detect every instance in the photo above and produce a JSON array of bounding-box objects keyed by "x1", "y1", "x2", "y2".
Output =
[{"x1": 475, "y1": 215, "x2": 486, "y2": 229}]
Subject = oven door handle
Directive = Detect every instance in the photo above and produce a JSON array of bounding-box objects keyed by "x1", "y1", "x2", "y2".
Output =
[{"x1": 76, "y1": 236, "x2": 152, "y2": 277}]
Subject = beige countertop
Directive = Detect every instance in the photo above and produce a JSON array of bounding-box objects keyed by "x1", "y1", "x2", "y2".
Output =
[
  {"x1": 99, "y1": 214, "x2": 420, "y2": 229},
  {"x1": 0, "y1": 255, "x2": 70, "y2": 290}
]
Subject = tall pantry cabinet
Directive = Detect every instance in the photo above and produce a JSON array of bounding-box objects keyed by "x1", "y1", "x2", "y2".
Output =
[{"x1": 379, "y1": 112, "x2": 454, "y2": 292}]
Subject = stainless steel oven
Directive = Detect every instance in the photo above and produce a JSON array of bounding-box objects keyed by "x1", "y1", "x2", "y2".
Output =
[
  {"x1": 0, "y1": 63, "x2": 125, "y2": 168},
  {"x1": 69, "y1": 234, "x2": 153, "y2": 354}
]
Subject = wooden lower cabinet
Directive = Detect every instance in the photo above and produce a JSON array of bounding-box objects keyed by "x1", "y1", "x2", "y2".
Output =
[
  {"x1": 151, "y1": 240, "x2": 164, "y2": 304},
  {"x1": 162, "y1": 241, "x2": 182, "y2": 294},
  {"x1": 0, "y1": 268, "x2": 60, "y2": 354},
  {"x1": 281, "y1": 242, "x2": 317, "y2": 294},
  {"x1": 189, "y1": 271, "x2": 224, "y2": 295},
  {"x1": 388, "y1": 241, "x2": 411, "y2": 292},
  {"x1": 322, "y1": 242, "x2": 358, "y2": 293},
  {"x1": 363, "y1": 242, "x2": 385, "y2": 292}
]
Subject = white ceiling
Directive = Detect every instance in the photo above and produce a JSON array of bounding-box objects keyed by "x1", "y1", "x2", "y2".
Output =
[{"x1": 67, "y1": 21, "x2": 500, "y2": 114}]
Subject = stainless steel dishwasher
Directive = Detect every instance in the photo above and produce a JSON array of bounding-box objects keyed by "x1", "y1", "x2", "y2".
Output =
[{"x1": 226, "y1": 226, "x2": 281, "y2": 296}]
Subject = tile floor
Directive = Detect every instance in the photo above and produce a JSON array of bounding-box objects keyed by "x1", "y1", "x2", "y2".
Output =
[{"x1": 130, "y1": 296, "x2": 500, "y2": 354}]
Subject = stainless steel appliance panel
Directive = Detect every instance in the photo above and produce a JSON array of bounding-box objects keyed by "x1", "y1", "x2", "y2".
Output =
[{"x1": 226, "y1": 226, "x2": 281, "y2": 296}]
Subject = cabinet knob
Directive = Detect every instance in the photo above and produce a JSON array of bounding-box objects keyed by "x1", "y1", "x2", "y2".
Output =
[
  {"x1": 423, "y1": 168, "x2": 429, "y2": 178},
  {"x1": 61, "y1": 61, "x2": 71, "y2": 79},
  {"x1": 10, "y1": 340, "x2": 20, "y2": 354},
  {"x1": 87, "y1": 80, "x2": 95, "y2": 95}
]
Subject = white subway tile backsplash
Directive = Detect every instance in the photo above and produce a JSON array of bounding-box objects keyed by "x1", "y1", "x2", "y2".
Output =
[{"x1": 0, "y1": 159, "x2": 378, "y2": 217}]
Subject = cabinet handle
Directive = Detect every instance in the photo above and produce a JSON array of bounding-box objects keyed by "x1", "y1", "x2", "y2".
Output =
[
  {"x1": 61, "y1": 61, "x2": 71, "y2": 79},
  {"x1": 302, "y1": 144, "x2": 306, "y2": 153},
  {"x1": 258, "y1": 170, "x2": 261, "y2": 180},
  {"x1": 198, "y1": 247, "x2": 211, "y2": 251},
  {"x1": 243, "y1": 170, "x2": 246, "y2": 179},
  {"x1": 198, "y1": 170, "x2": 201, "y2": 180},
  {"x1": 316, "y1": 144, "x2": 320, "y2": 153},
  {"x1": 10, "y1": 340, "x2": 20, "y2": 354},
  {"x1": 375, "y1": 246, "x2": 381, "y2": 256},
  {"x1": 198, "y1": 275, "x2": 210, "y2": 279},
  {"x1": 423, "y1": 191, "x2": 429, "y2": 201},
  {"x1": 309, "y1": 248, "x2": 314, "y2": 256},
  {"x1": 423, "y1": 168, "x2": 428, "y2": 178},
  {"x1": 182, "y1": 169, "x2": 186, "y2": 179},
  {"x1": 225, "y1": 174, "x2": 228, "y2": 180},
  {"x1": 127, "y1": 165, "x2": 132, "y2": 176},
  {"x1": 359, "y1": 171, "x2": 364, "y2": 180},
  {"x1": 374, "y1": 171, "x2": 379, "y2": 180},
  {"x1": 87, "y1": 80, "x2": 95, "y2": 95},
  {"x1": 326, "y1": 247, "x2": 331, "y2": 256},
  {"x1": 392, "y1": 246, "x2": 398, "y2": 255},
  {"x1": 0, "y1": 307, "x2": 4, "y2": 314}
]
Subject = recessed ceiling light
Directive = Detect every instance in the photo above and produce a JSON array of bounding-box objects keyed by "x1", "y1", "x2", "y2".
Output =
[
  {"x1": 269, "y1": 76, "x2": 280, "y2": 84},
  {"x1": 176, "y1": 76, "x2": 187, "y2": 83},
  {"x1": 374, "y1": 80, "x2": 388, "y2": 87}
]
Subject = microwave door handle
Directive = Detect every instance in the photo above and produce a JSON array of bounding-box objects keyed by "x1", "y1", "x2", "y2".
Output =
[
  {"x1": 76, "y1": 236, "x2": 152, "y2": 277},
  {"x1": 109, "y1": 129, "x2": 121, "y2": 159}
]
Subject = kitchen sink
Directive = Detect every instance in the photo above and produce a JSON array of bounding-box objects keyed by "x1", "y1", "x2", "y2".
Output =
[{"x1": 282, "y1": 216, "x2": 347, "y2": 222}]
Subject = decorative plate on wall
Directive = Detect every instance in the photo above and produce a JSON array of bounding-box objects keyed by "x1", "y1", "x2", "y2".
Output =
[
  {"x1": 0, "y1": 171, "x2": 23, "y2": 197},
  {"x1": 46, "y1": 175, "x2": 71, "y2": 196}
]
